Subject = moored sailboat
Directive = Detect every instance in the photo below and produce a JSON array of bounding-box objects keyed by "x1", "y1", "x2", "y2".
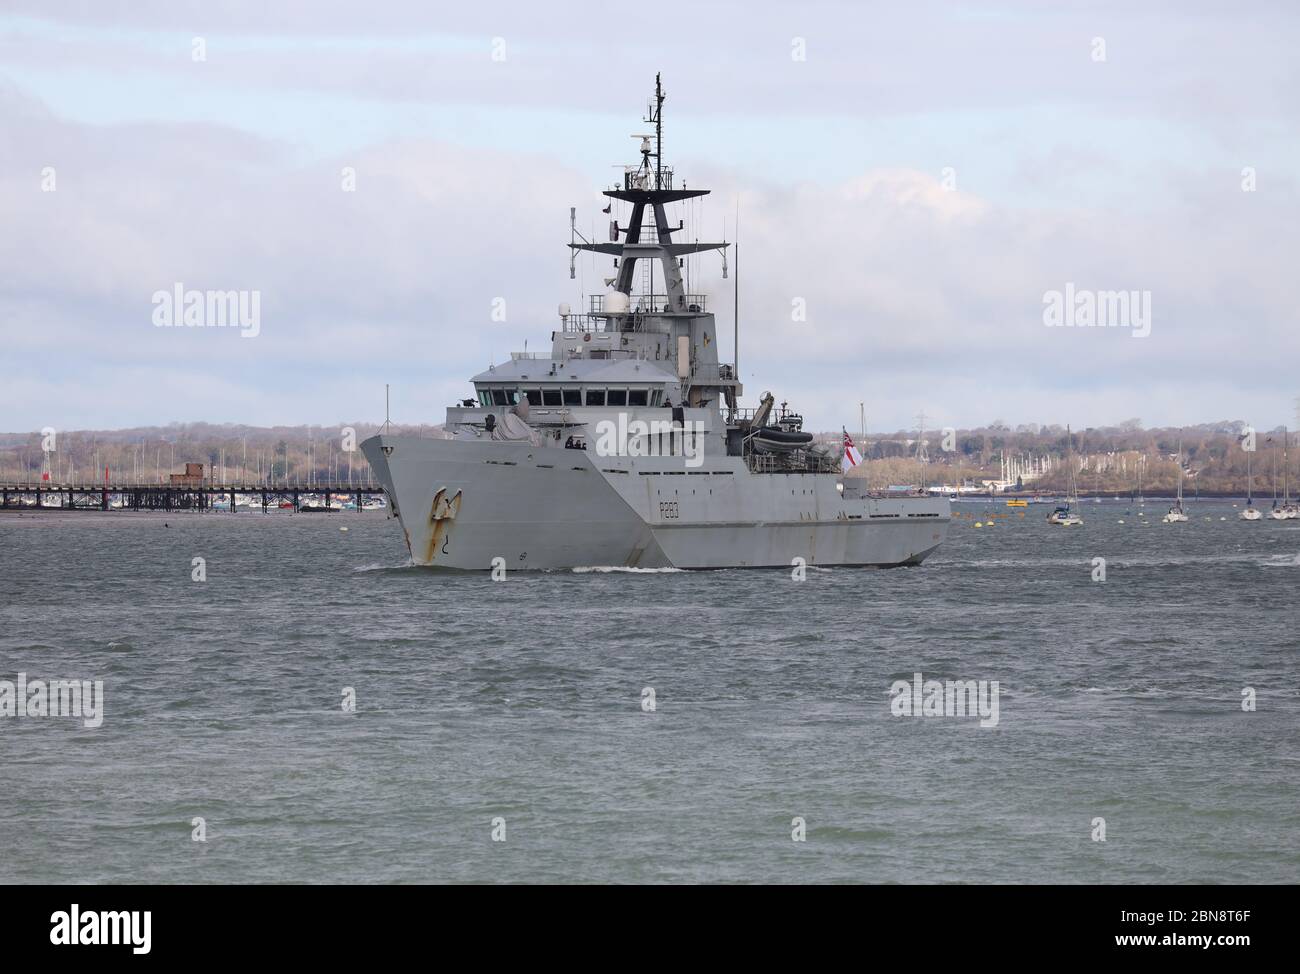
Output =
[
  {"x1": 1271, "y1": 429, "x2": 1296, "y2": 519},
  {"x1": 1048, "y1": 427, "x2": 1083, "y2": 526},
  {"x1": 1163, "y1": 439, "x2": 1188, "y2": 522},
  {"x1": 1240, "y1": 439, "x2": 1262, "y2": 520}
]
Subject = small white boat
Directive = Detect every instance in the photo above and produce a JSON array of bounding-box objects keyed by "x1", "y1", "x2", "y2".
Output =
[
  {"x1": 1240, "y1": 503, "x2": 1262, "y2": 521},
  {"x1": 1047, "y1": 505, "x2": 1083, "y2": 526}
]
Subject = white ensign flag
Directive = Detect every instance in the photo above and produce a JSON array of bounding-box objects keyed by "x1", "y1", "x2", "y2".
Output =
[{"x1": 841, "y1": 430, "x2": 863, "y2": 473}]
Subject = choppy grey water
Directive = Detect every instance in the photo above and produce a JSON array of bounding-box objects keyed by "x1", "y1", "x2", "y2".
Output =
[{"x1": 1, "y1": 502, "x2": 1297, "y2": 884}]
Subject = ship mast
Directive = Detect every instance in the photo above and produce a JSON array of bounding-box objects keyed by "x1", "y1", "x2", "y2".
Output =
[{"x1": 569, "y1": 76, "x2": 728, "y2": 316}]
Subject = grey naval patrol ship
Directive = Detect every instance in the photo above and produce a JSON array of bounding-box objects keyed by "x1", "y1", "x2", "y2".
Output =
[{"x1": 362, "y1": 77, "x2": 949, "y2": 570}]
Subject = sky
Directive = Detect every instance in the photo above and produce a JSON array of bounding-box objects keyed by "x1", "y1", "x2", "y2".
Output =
[{"x1": 2, "y1": 0, "x2": 1298, "y2": 434}]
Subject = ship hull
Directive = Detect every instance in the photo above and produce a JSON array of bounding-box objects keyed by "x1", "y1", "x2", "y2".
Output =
[{"x1": 362, "y1": 434, "x2": 949, "y2": 570}]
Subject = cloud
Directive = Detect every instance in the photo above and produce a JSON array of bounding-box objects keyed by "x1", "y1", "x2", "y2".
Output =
[{"x1": 696, "y1": 161, "x2": 1298, "y2": 430}]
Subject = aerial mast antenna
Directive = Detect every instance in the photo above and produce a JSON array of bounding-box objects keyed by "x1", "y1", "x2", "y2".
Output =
[
  {"x1": 655, "y1": 73, "x2": 663, "y2": 189},
  {"x1": 734, "y1": 199, "x2": 739, "y2": 377},
  {"x1": 647, "y1": 72, "x2": 664, "y2": 190}
]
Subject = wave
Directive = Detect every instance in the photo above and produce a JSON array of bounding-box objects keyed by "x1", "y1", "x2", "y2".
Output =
[
  {"x1": 1261, "y1": 553, "x2": 1300, "y2": 568},
  {"x1": 570, "y1": 565, "x2": 685, "y2": 573},
  {"x1": 352, "y1": 559, "x2": 415, "y2": 572},
  {"x1": 960, "y1": 551, "x2": 1282, "y2": 571}
]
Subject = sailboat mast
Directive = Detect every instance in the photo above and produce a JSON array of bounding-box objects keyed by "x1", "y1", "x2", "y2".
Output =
[
  {"x1": 1272, "y1": 441, "x2": 1278, "y2": 503},
  {"x1": 1284, "y1": 429, "x2": 1291, "y2": 504},
  {"x1": 1177, "y1": 438, "x2": 1183, "y2": 507},
  {"x1": 1067, "y1": 425, "x2": 1077, "y2": 503}
]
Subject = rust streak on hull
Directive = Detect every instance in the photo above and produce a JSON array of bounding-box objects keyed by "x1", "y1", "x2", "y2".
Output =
[{"x1": 425, "y1": 488, "x2": 464, "y2": 565}]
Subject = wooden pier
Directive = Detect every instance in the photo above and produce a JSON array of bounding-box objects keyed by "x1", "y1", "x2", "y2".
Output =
[{"x1": 0, "y1": 482, "x2": 386, "y2": 513}]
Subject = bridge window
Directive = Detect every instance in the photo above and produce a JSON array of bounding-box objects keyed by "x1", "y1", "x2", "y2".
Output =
[
  {"x1": 478, "y1": 390, "x2": 491, "y2": 407},
  {"x1": 491, "y1": 389, "x2": 510, "y2": 406},
  {"x1": 628, "y1": 390, "x2": 648, "y2": 406},
  {"x1": 542, "y1": 389, "x2": 562, "y2": 406},
  {"x1": 562, "y1": 389, "x2": 581, "y2": 406},
  {"x1": 585, "y1": 389, "x2": 605, "y2": 406},
  {"x1": 607, "y1": 389, "x2": 627, "y2": 406},
  {"x1": 524, "y1": 389, "x2": 542, "y2": 406}
]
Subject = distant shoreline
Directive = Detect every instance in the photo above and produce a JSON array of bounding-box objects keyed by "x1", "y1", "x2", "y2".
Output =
[
  {"x1": 0, "y1": 508, "x2": 386, "y2": 518},
  {"x1": 961, "y1": 491, "x2": 1265, "y2": 501}
]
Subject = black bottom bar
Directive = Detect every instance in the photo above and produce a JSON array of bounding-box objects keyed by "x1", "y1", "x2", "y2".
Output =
[{"x1": 0, "y1": 885, "x2": 1286, "y2": 961}]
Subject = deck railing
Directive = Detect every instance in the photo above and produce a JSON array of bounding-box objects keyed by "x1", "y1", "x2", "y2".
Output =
[
  {"x1": 588, "y1": 293, "x2": 707, "y2": 315},
  {"x1": 744, "y1": 451, "x2": 839, "y2": 475}
]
